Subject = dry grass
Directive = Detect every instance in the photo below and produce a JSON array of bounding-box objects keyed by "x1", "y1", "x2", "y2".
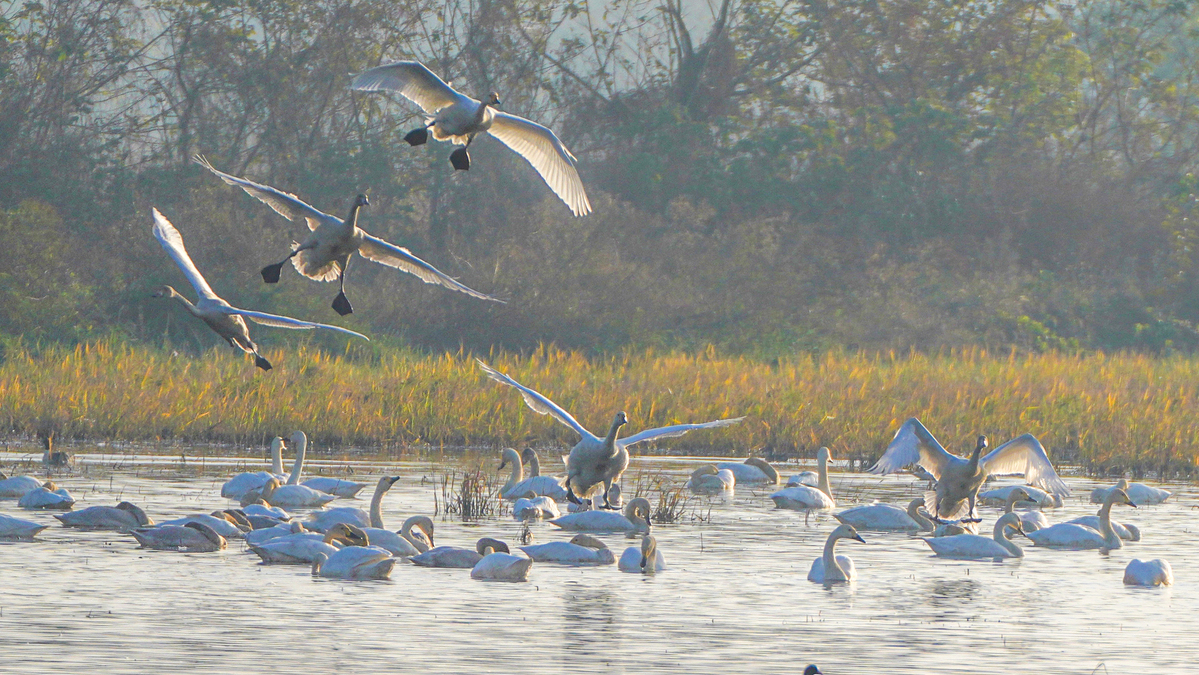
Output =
[
  {"x1": 433, "y1": 468, "x2": 504, "y2": 521},
  {"x1": 2, "y1": 340, "x2": 1199, "y2": 478}
]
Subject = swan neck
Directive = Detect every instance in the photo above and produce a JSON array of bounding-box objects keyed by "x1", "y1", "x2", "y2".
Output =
[
  {"x1": 502, "y1": 452, "x2": 522, "y2": 493},
  {"x1": 1098, "y1": 501, "x2": 1118, "y2": 546},
  {"x1": 817, "y1": 454, "x2": 831, "y2": 497},
  {"x1": 345, "y1": 203, "x2": 362, "y2": 231},
  {"x1": 908, "y1": 501, "x2": 934, "y2": 530},
  {"x1": 270, "y1": 440, "x2": 284, "y2": 475},
  {"x1": 287, "y1": 435, "x2": 305, "y2": 485},
  {"x1": 526, "y1": 452, "x2": 541, "y2": 476},
  {"x1": 604, "y1": 420, "x2": 622, "y2": 456},
  {"x1": 369, "y1": 482, "x2": 388, "y2": 529},
  {"x1": 822, "y1": 534, "x2": 845, "y2": 580},
  {"x1": 172, "y1": 293, "x2": 200, "y2": 316},
  {"x1": 993, "y1": 518, "x2": 1022, "y2": 557}
]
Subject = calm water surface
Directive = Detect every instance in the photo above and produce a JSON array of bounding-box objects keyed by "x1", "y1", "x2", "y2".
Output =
[{"x1": 0, "y1": 450, "x2": 1192, "y2": 674}]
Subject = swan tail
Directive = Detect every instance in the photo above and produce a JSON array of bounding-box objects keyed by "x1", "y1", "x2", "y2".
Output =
[{"x1": 291, "y1": 249, "x2": 341, "y2": 282}]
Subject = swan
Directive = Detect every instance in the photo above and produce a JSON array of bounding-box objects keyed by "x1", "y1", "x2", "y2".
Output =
[
  {"x1": 684, "y1": 465, "x2": 736, "y2": 495},
  {"x1": 520, "y1": 534, "x2": 616, "y2": 565},
  {"x1": 56, "y1": 501, "x2": 153, "y2": 531},
  {"x1": 221, "y1": 437, "x2": 289, "y2": 499},
  {"x1": 786, "y1": 471, "x2": 819, "y2": 487},
  {"x1": 498, "y1": 448, "x2": 568, "y2": 500},
  {"x1": 998, "y1": 487, "x2": 1051, "y2": 532},
  {"x1": 869, "y1": 418, "x2": 1069, "y2": 522},
  {"x1": 350, "y1": 61, "x2": 592, "y2": 216},
  {"x1": 924, "y1": 512, "x2": 1026, "y2": 559},
  {"x1": 619, "y1": 534, "x2": 666, "y2": 574},
  {"x1": 803, "y1": 667, "x2": 823, "y2": 675},
  {"x1": 807, "y1": 523, "x2": 865, "y2": 582},
  {"x1": 0, "y1": 514, "x2": 50, "y2": 540},
  {"x1": 412, "y1": 537, "x2": 510, "y2": 569},
  {"x1": 1063, "y1": 515, "x2": 1139, "y2": 541},
  {"x1": 310, "y1": 545, "x2": 396, "y2": 580},
  {"x1": 1091, "y1": 478, "x2": 1171, "y2": 505},
  {"x1": 156, "y1": 512, "x2": 248, "y2": 539},
  {"x1": 150, "y1": 208, "x2": 368, "y2": 370},
  {"x1": 513, "y1": 495, "x2": 561, "y2": 521},
  {"x1": 1027, "y1": 488, "x2": 1135, "y2": 550},
  {"x1": 471, "y1": 545, "x2": 533, "y2": 582},
  {"x1": 550, "y1": 497, "x2": 652, "y2": 533},
  {"x1": 0, "y1": 468, "x2": 46, "y2": 498},
  {"x1": 715, "y1": 457, "x2": 779, "y2": 485},
  {"x1": 479, "y1": 360, "x2": 743, "y2": 508},
  {"x1": 246, "y1": 520, "x2": 309, "y2": 546},
  {"x1": 18, "y1": 481, "x2": 75, "y2": 510},
  {"x1": 41, "y1": 434, "x2": 70, "y2": 469},
  {"x1": 978, "y1": 484, "x2": 1063, "y2": 508},
  {"x1": 196, "y1": 157, "x2": 500, "y2": 316},
  {"x1": 249, "y1": 523, "x2": 370, "y2": 564},
  {"x1": 834, "y1": 498, "x2": 933, "y2": 532},
  {"x1": 770, "y1": 447, "x2": 836, "y2": 510},
  {"x1": 300, "y1": 477, "x2": 367, "y2": 499},
  {"x1": 1124, "y1": 559, "x2": 1174, "y2": 587},
  {"x1": 132, "y1": 521, "x2": 226, "y2": 552},
  {"x1": 240, "y1": 500, "x2": 290, "y2": 522}
]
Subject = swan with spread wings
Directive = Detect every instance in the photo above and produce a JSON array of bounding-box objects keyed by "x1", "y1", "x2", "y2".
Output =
[
  {"x1": 478, "y1": 360, "x2": 743, "y2": 509},
  {"x1": 868, "y1": 417, "x2": 1069, "y2": 523},
  {"x1": 150, "y1": 208, "x2": 368, "y2": 371}
]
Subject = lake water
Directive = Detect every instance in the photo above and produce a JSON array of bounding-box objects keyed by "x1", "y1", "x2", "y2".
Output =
[{"x1": 0, "y1": 448, "x2": 1192, "y2": 674}]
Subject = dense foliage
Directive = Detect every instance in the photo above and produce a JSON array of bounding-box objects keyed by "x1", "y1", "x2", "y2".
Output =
[{"x1": 4, "y1": 0, "x2": 1199, "y2": 357}]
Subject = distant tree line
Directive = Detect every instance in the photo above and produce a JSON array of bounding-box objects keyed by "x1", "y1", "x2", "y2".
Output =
[{"x1": 4, "y1": 0, "x2": 1199, "y2": 357}]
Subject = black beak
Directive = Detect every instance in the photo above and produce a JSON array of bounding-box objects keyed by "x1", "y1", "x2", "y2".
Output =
[{"x1": 852, "y1": 533, "x2": 865, "y2": 543}]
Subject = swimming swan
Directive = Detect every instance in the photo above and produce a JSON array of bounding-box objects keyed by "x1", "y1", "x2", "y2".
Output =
[
  {"x1": 807, "y1": 524, "x2": 865, "y2": 582},
  {"x1": 869, "y1": 418, "x2": 1069, "y2": 522},
  {"x1": 249, "y1": 522, "x2": 369, "y2": 564},
  {"x1": 245, "y1": 520, "x2": 309, "y2": 546},
  {"x1": 1124, "y1": 559, "x2": 1173, "y2": 587},
  {"x1": 310, "y1": 545, "x2": 396, "y2": 579},
  {"x1": 1027, "y1": 488, "x2": 1135, "y2": 550},
  {"x1": 196, "y1": 157, "x2": 500, "y2": 316},
  {"x1": 0, "y1": 468, "x2": 46, "y2": 498},
  {"x1": 479, "y1": 360, "x2": 743, "y2": 508},
  {"x1": 924, "y1": 512, "x2": 1025, "y2": 559},
  {"x1": 979, "y1": 483, "x2": 1063, "y2": 508},
  {"x1": 834, "y1": 498, "x2": 933, "y2": 532},
  {"x1": 513, "y1": 495, "x2": 561, "y2": 521},
  {"x1": 715, "y1": 457, "x2": 779, "y2": 485},
  {"x1": 157, "y1": 512, "x2": 248, "y2": 538},
  {"x1": 412, "y1": 537, "x2": 510, "y2": 569},
  {"x1": 1063, "y1": 515, "x2": 1139, "y2": 541},
  {"x1": 18, "y1": 481, "x2": 75, "y2": 510},
  {"x1": 498, "y1": 447, "x2": 568, "y2": 500},
  {"x1": 520, "y1": 534, "x2": 616, "y2": 565},
  {"x1": 56, "y1": 501, "x2": 153, "y2": 531},
  {"x1": 1091, "y1": 478, "x2": 1170, "y2": 505},
  {"x1": 0, "y1": 514, "x2": 50, "y2": 540},
  {"x1": 221, "y1": 437, "x2": 289, "y2": 499},
  {"x1": 471, "y1": 544, "x2": 533, "y2": 582},
  {"x1": 550, "y1": 497, "x2": 652, "y2": 533},
  {"x1": 619, "y1": 534, "x2": 666, "y2": 574},
  {"x1": 684, "y1": 465, "x2": 736, "y2": 495},
  {"x1": 770, "y1": 447, "x2": 836, "y2": 510},
  {"x1": 132, "y1": 521, "x2": 227, "y2": 552},
  {"x1": 350, "y1": 60, "x2": 592, "y2": 216}
]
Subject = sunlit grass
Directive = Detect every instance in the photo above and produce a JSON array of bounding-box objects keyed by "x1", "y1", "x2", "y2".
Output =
[{"x1": 2, "y1": 340, "x2": 1198, "y2": 477}]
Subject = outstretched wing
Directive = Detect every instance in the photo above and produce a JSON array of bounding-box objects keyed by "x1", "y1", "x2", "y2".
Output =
[
  {"x1": 981, "y1": 434, "x2": 1070, "y2": 498},
  {"x1": 151, "y1": 208, "x2": 219, "y2": 301},
  {"x1": 350, "y1": 61, "x2": 465, "y2": 114},
  {"x1": 868, "y1": 418, "x2": 957, "y2": 479},
  {"x1": 215, "y1": 306, "x2": 369, "y2": 341},
  {"x1": 476, "y1": 360, "x2": 595, "y2": 441},
  {"x1": 358, "y1": 234, "x2": 503, "y2": 302},
  {"x1": 195, "y1": 155, "x2": 339, "y2": 232},
  {"x1": 488, "y1": 112, "x2": 592, "y2": 217},
  {"x1": 620, "y1": 417, "x2": 745, "y2": 447}
]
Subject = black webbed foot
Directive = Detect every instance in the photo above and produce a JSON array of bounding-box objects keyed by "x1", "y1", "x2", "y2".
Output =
[
  {"x1": 254, "y1": 355, "x2": 273, "y2": 371},
  {"x1": 449, "y1": 147, "x2": 470, "y2": 171},
  {"x1": 332, "y1": 291, "x2": 354, "y2": 316},
  {"x1": 404, "y1": 127, "x2": 429, "y2": 146},
  {"x1": 261, "y1": 262, "x2": 286, "y2": 284}
]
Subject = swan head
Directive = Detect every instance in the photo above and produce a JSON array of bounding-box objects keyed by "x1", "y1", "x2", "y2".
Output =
[
  {"x1": 354, "y1": 193, "x2": 370, "y2": 208},
  {"x1": 975, "y1": 435, "x2": 989, "y2": 453},
  {"x1": 184, "y1": 521, "x2": 226, "y2": 547},
  {"x1": 803, "y1": 666, "x2": 822, "y2": 675},
  {"x1": 476, "y1": 537, "x2": 509, "y2": 555},
  {"x1": 220, "y1": 509, "x2": 253, "y2": 531},
  {"x1": 498, "y1": 447, "x2": 521, "y2": 471},
  {"x1": 743, "y1": 456, "x2": 779, "y2": 483},
  {"x1": 486, "y1": 91, "x2": 501, "y2": 106},
  {"x1": 151, "y1": 285, "x2": 179, "y2": 299},
  {"x1": 689, "y1": 464, "x2": 719, "y2": 482},
  {"x1": 639, "y1": 534, "x2": 657, "y2": 570},
  {"x1": 117, "y1": 501, "x2": 153, "y2": 526},
  {"x1": 1107, "y1": 487, "x2": 1136, "y2": 508},
  {"x1": 569, "y1": 534, "x2": 608, "y2": 550},
  {"x1": 376, "y1": 475, "x2": 400, "y2": 491},
  {"x1": 831, "y1": 523, "x2": 865, "y2": 544},
  {"x1": 613, "y1": 411, "x2": 628, "y2": 428},
  {"x1": 289, "y1": 430, "x2": 307, "y2": 447},
  {"x1": 41, "y1": 480, "x2": 56, "y2": 490},
  {"x1": 816, "y1": 446, "x2": 832, "y2": 463},
  {"x1": 995, "y1": 512, "x2": 1026, "y2": 538},
  {"x1": 625, "y1": 497, "x2": 653, "y2": 528},
  {"x1": 401, "y1": 515, "x2": 435, "y2": 549},
  {"x1": 326, "y1": 522, "x2": 370, "y2": 547}
]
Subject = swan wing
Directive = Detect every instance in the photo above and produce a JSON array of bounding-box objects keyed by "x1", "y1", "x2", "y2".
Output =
[
  {"x1": 214, "y1": 306, "x2": 369, "y2": 341},
  {"x1": 152, "y1": 208, "x2": 219, "y2": 301},
  {"x1": 868, "y1": 417, "x2": 955, "y2": 479},
  {"x1": 476, "y1": 359, "x2": 596, "y2": 441},
  {"x1": 981, "y1": 434, "x2": 1070, "y2": 498},
  {"x1": 194, "y1": 155, "x2": 339, "y2": 232},
  {"x1": 358, "y1": 233, "x2": 503, "y2": 302},
  {"x1": 620, "y1": 417, "x2": 745, "y2": 447},
  {"x1": 488, "y1": 112, "x2": 592, "y2": 217},
  {"x1": 349, "y1": 60, "x2": 464, "y2": 114}
]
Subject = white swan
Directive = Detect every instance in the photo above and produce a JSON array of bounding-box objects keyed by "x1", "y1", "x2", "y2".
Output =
[
  {"x1": 0, "y1": 514, "x2": 49, "y2": 540},
  {"x1": 498, "y1": 448, "x2": 568, "y2": 500},
  {"x1": 18, "y1": 481, "x2": 74, "y2": 510},
  {"x1": 471, "y1": 547, "x2": 533, "y2": 582},
  {"x1": 221, "y1": 437, "x2": 289, "y2": 500},
  {"x1": 156, "y1": 512, "x2": 247, "y2": 539},
  {"x1": 300, "y1": 477, "x2": 367, "y2": 499},
  {"x1": 715, "y1": 457, "x2": 779, "y2": 485},
  {"x1": 249, "y1": 523, "x2": 369, "y2": 564},
  {"x1": 520, "y1": 534, "x2": 616, "y2": 565},
  {"x1": 245, "y1": 520, "x2": 309, "y2": 546},
  {"x1": 834, "y1": 498, "x2": 933, "y2": 532},
  {"x1": 150, "y1": 208, "x2": 368, "y2": 370},
  {"x1": 807, "y1": 523, "x2": 865, "y2": 582},
  {"x1": 786, "y1": 471, "x2": 820, "y2": 487},
  {"x1": 1124, "y1": 559, "x2": 1174, "y2": 587},
  {"x1": 56, "y1": 501, "x2": 153, "y2": 531},
  {"x1": 979, "y1": 483, "x2": 1063, "y2": 508},
  {"x1": 0, "y1": 468, "x2": 45, "y2": 499},
  {"x1": 132, "y1": 521, "x2": 226, "y2": 552},
  {"x1": 684, "y1": 465, "x2": 736, "y2": 495},
  {"x1": 479, "y1": 360, "x2": 743, "y2": 508},
  {"x1": 513, "y1": 495, "x2": 561, "y2": 521},
  {"x1": 869, "y1": 418, "x2": 1070, "y2": 522},
  {"x1": 1091, "y1": 478, "x2": 1171, "y2": 505},
  {"x1": 1064, "y1": 515, "x2": 1139, "y2": 541},
  {"x1": 241, "y1": 501, "x2": 290, "y2": 522},
  {"x1": 1027, "y1": 488, "x2": 1135, "y2": 550},
  {"x1": 924, "y1": 512, "x2": 1026, "y2": 559},
  {"x1": 350, "y1": 61, "x2": 592, "y2": 216},
  {"x1": 196, "y1": 157, "x2": 499, "y2": 316},
  {"x1": 998, "y1": 487, "x2": 1051, "y2": 532},
  {"x1": 311, "y1": 546, "x2": 396, "y2": 580},
  {"x1": 550, "y1": 497, "x2": 652, "y2": 533},
  {"x1": 618, "y1": 534, "x2": 666, "y2": 574},
  {"x1": 412, "y1": 537, "x2": 510, "y2": 569},
  {"x1": 770, "y1": 447, "x2": 836, "y2": 510}
]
